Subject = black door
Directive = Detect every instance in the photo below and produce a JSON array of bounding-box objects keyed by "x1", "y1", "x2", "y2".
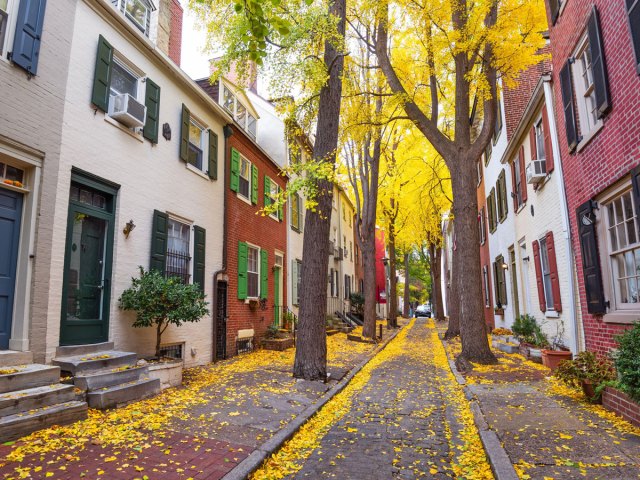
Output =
[
  {"x1": 0, "y1": 188, "x2": 23, "y2": 349},
  {"x1": 216, "y1": 281, "x2": 227, "y2": 360}
]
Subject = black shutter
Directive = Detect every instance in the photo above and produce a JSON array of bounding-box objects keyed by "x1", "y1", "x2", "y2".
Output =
[
  {"x1": 143, "y1": 78, "x2": 161, "y2": 143},
  {"x1": 208, "y1": 130, "x2": 218, "y2": 180},
  {"x1": 10, "y1": 0, "x2": 46, "y2": 75},
  {"x1": 548, "y1": 0, "x2": 560, "y2": 25},
  {"x1": 150, "y1": 210, "x2": 168, "y2": 273},
  {"x1": 576, "y1": 200, "x2": 606, "y2": 314},
  {"x1": 587, "y1": 7, "x2": 611, "y2": 118},
  {"x1": 628, "y1": 0, "x2": 640, "y2": 74},
  {"x1": 560, "y1": 63, "x2": 578, "y2": 152},
  {"x1": 91, "y1": 35, "x2": 113, "y2": 112},
  {"x1": 180, "y1": 104, "x2": 190, "y2": 162},
  {"x1": 631, "y1": 166, "x2": 640, "y2": 236},
  {"x1": 193, "y1": 225, "x2": 206, "y2": 295}
]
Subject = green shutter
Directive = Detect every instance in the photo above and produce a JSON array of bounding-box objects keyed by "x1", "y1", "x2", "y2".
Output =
[
  {"x1": 237, "y1": 241, "x2": 248, "y2": 299},
  {"x1": 230, "y1": 148, "x2": 240, "y2": 192},
  {"x1": 264, "y1": 175, "x2": 271, "y2": 207},
  {"x1": 91, "y1": 35, "x2": 113, "y2": 112},
  {"x1": 180, "y1": 104, "x2": 190, "y2": 162},
  {"x1": 150, "y1": 210, "x2": 168, "y2": 273},
  {"x1": 251, "y1": 164, "x2": 258, "y2": 204},
  {"x1": 208, "y1": 130, "x2": 218, "y2": 180},
  {"x1": 143, "y1": 78, "x2": 161, "y2": 143},
  {"x1": 260, "y1": 249, "x2": 268, "y2": 300},
  {"x1": 193, "y1": 225, "x2": 206, "y2": 294},
  {"x1": 278, "y1": 186, "x2": 284, "y2": 221}
]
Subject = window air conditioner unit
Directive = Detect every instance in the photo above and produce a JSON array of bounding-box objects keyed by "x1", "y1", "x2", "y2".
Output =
[
  {"x1": 109, "y1": 93, "x2": 147, "y2": 128},
  {"x1": 328, "y1": 241, "x2": 335, "y2": 255},
  {"x1": 526, "y1": 159, "x2": 546, "y2": 184},
  {"x1": 335, "y1": 247, "x2": 343, "y2": 260}
]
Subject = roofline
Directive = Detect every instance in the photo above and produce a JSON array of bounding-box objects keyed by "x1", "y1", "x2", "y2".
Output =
[{"x1": 88, "y1": 0, "x2": 234, "y2": 125}]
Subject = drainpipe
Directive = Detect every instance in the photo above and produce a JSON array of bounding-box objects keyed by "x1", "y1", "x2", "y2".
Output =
[
  {"x1": 211, "y1": 124, "x2": 234, "y2": 362},
  {"x1": 542, "y1": 76, "x2": 581, "y2": 354}
]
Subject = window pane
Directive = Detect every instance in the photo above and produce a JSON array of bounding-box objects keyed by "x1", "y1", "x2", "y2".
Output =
[
  {"x1": 627, "y1": 277, "x2": 639, "y2": 303},
  {"x1": 189, "y1": 122, "x2": 202, "y2": 147},
  {"x1": 615, "y1": 196, "x2": 624, "y2": 224},
  {"x1": 617, "y1": 224, "x2": 627, "y2": 249},
  {"x1": 236, "y1": 102, "x2": 246, "y2": 126},
  {"x1": 627, "y1": 219, "x2": 637, "y2": 245},
  {"x1": 625, "y1": 250, "x2": 635, "y2": 276},
  {"x1": 4, "y1": 165, "x2": 24, "y2": 183},
  {"x1": 223, "y1": 87, "x2": 234, "y2": 112},
  {"x1": 240, "y1": 158, "x2": 250, "y2": 180},
  {"x1": 166, "y1": 219, "x2": 191, "y2": 283},
  {"x1": 247, "y1": 115, "x2": 257, "y2": 138},
  {"x1": 110, "y1": 62, "x2": 137, "y2": 97},
  {"x1": 125, "y1": 0, "x2": 148, "y2": 30},
  {"x1": 619, "y1": 276, "x2": 629, "y2": 303}
]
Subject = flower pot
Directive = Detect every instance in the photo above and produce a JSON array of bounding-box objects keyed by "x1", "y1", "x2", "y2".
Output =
[
  {"x1": 580, "y1": 379, "x2": 601, "y2": 404},
  {"x1": 541, "y1": 349, "x2": 572, "y2": 371}
]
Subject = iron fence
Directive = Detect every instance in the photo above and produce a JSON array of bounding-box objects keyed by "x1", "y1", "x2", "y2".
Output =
[{"x1": 166, "y1": 249, "x2": 191, "y2": 284}]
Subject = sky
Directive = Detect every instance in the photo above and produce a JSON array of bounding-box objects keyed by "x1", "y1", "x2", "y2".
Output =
[{"x1": 180, "y1": 7, "x2": 212, "y2": 80}]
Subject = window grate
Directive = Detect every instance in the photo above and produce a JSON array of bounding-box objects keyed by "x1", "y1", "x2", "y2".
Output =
[
  {"x1": 166, "y1": 249, "x2": 191, "y2": 284},
  {"x1": 237, "y1": 338, "x2": 253, "y2": 355},
  {"x1": 158, "y1": 343, "x2": 183, "y2": 360}
]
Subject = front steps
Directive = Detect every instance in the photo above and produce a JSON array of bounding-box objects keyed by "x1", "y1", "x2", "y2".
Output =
[
  {"x1": 0, "y1": 354, "x2": 87, "y2": 442},
  {"x1": 53, "y1": 343, "x2": 160, "y2": 410}
]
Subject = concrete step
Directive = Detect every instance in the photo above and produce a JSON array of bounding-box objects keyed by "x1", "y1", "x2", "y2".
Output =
[
  {"x1": 52, "y1": 350, "x2": 137, "y2": 376},
  {"x1": 0, "y1": 384, "x2": 76, "y2": 417},
  {"x1": 0, "y1": 400, "x2": 87, "y2": 443},
  {"x1": 87, "y1": 377, "x2": 160, "y2": 410},
  {"x1": 74, "y1": 365, "x2": 148, "y2": 391},
  {"x1": 0, "y1": 350, "x2": 33, "y2": 367},
  {"x1": 55, "y1": 342, "x2": 114, "y2": 358},
  {"x1": 0, "y1": 364, "x2": 61, "y2": 394}
]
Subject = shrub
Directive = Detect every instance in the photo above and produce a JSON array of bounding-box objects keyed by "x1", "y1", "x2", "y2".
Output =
[
  {"x1": 512, "y1": 315, "x2": 549, "y2": 348},
  {"x1": 615, "y1": 322, "x2": 640, "y2": 401},
  {"x1": 119, "y1": 268, "x2": 209, "y2": 358},
  {"x1": 554, "y1": 352, "x2": 616, "y2": 389},
  {"x1": 350, "y1": 292, "x2": 364, "y2": 315}
]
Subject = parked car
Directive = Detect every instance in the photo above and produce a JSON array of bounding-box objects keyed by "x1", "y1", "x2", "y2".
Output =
[{"x1": 414, "y1": 304, "x2": 432, "y2": 318}]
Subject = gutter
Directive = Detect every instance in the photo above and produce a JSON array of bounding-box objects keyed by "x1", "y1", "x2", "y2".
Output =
[
  {"x1": 542, "y1": 76, "x2": 582, "y2": 354},
  {"x1": 211, "y1": 124, "x2": 234, "y2": 362}
]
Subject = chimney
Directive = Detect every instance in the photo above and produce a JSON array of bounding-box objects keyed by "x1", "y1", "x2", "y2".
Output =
[
  {"x1": 210, "y1": 57, "x2": 258, "y2": 94},
  {"x1": 155, "y1": 0, "x2": 183, "y2": 66}
]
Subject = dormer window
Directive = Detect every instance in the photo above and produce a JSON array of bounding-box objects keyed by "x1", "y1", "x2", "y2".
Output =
[
  {"x1": 220, "y1": 84, "x2": 257, "y2": 139},
  {"x1": 112, "y1": 0, "x2": 155, "y2": 36}
]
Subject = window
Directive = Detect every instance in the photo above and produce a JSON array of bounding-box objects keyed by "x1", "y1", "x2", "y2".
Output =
[
  {"x1": 292, "y1": 259, "x2": 302, "y2": 305},
  {"x1": 266, "y1": 178, "x2": 279, "y2": 220},
  {"x1": 605, "y1": 190, "x2": 640, "y2": 306},
  {"x1": 239, "y1": 156, "x2": 252, "y2": 200},
  {"x1": 487, "y1": 188, "x2": 497, "y2": 233},
  {"x1": 220, "y1": 83, "x2": 257, "y2": 139},
  {"x1": 223, "y1": 85, "x2": 234, "y2": 112},
  {"x1": 629, "y1": 0, "x2": 640, "y2": 73},
  {"x1": 166, "y1": 218, "x2": 191, "y2": 284},
  {"x1": 493, "y1": 255, "x2": 507, "y2": 307},
  {"x1": 291, "y1": 193, "x2": 303, "y2": 231},
  {"x1": 110, "y1": 59, "x2": 139, "y2": 99},
  {"x1": 539, "y1": 237, "x2": 555, "y2": 310},
  {"x1": 512, "y1": 146, "x2": 527, "y2": 210},
  {"x1": 513, "y1": 158, "x2": 522, "y2": 207},
  {"x1": 247, "y1": 245, "x2": 260, "y2": 298},
  {"x1": 482, "y1": 265, "x2": 490, "y2": 307},
  {"x1": 574, "y1": 40, "x2": 600, "y2": 135},
  {"x1": 496, "y1": 170, "x2": 508, "y2": 223},
  {"x1": 188, "y1": 118, "x2": 205, "y2": 170},
  {"x1": 484, "y1": 142, "x2": 492, "y2": 166},
  {"x1": 493, "y1": 90, "x2": 503, "y2": 144},
  {"x1": 344, "y1": 274, "x2": 351, "y2": 299},
  {"x1": 0, "y1": 0, "x2": 10, "y2": 56},
  {"x1": 114, "y1": 0, "x2": 153, "y2": 36},
  {"x1": 289, "y1": 143, "x2": 302, "y2": 165},
  {"x1": 247, "y1": 114, "x2": 257, "y2": 139},
  {"x1": 534, "y1": 118, "x2": 546, "y2": 162},
  {"x1": 478, "y1": 207, "x2": 486, "y2": 245},
  {"x1": 0, "y1": 161, "x2": 25, "y2": 188},
  {"x1": 548, "y1": 0, "x2": 564, "y2": 25}
]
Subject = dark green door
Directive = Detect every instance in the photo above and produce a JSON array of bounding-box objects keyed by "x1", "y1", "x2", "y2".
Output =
[{"x1": 60, "y1": 181, "x2": 115, "y2": 345}]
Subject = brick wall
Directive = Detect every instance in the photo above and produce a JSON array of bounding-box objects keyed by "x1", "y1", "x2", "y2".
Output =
[
  {"x1": 602, "y1": 387, "x2": 640, "y2": 427},
  {"x1": 168, "y1": 0, "x2": 183, "y2": 66},
  {"x1": 225, "y1": 128, "x2": 287, "y2": 357},
  {"x1": 547, "y1": 0, "x2": 640, "y2": 354}
]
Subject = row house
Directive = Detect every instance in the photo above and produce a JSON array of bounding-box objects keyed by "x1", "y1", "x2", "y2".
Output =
[
  {"x1": 546, "y1": 0, "x2": 640, "y2": 354},
  {"x1": 196, "y1": 75, "x2": 287, "y2": 359}
]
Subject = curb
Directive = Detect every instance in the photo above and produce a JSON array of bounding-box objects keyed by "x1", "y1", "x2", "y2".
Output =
[
  {"x1": 439, "y1": 335, "x2": 519, "y2": 480},
  {"x1": 222, "y1": 325, "x2": 404, "y2": 480}
]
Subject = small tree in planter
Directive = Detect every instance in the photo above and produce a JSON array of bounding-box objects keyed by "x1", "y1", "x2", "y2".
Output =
[{"x1": 119, "y1": 268, "x2": 209, "y2": 358}]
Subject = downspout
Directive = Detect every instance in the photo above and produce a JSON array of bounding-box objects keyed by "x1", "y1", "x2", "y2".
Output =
[
  {"x1": 542, "y1": 76, "x2": 581, "y2": 354},
  {"x1": 211, "y1": 124, "x2": 234, "y2": 362}
]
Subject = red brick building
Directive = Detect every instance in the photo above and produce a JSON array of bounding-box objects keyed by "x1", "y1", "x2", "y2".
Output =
[
  {"x1": 546, "y1": 0, "x2": 640, "y2": 353},
  {"x1": 198, "y1": 78, "x2": 287, "y2": 358},
  {"x1": 477, "y1": 158, "x2": 495, "y2": 329}
]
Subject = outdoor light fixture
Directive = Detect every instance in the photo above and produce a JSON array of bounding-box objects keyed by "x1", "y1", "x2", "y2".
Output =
[
  {"x1": 381, "y1": 257, "x2": 389, "y2": 265},
  {"x1": 123, "y1": 220, "x2": 136, "y2": 238},
  {"x1": 501, "y1": 262, "x2": 509, "y2": 270},
  {"x1": 522, "y1": 256, "x2": 530, "y2": 262}
]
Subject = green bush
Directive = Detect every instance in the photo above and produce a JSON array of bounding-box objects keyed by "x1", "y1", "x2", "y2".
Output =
[
  {"x1": 554, "y1": 351, "x2": 616, "y2": 389},
  {"x1": 119, "y1": 268, "x2": 209, "y2": 358},
  {"x1": 512, "y1": 315, "x2": 549, "y2": 348},
  {"x1": 350, "y1": 292, "x2": 364, "y2": 315},
  {"x1": 615, "y1": 322, "x2": 640, "y2": 401}
]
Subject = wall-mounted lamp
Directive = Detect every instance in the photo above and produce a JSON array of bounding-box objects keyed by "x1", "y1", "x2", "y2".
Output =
[
  {"x1": 522, "y1": 256, "x2": 530, "y2": 262},
  {"x1": 501, "y1": 262, "x2": 509, "y2": 270},
  {"x1": 123, "y1": 220, "x2": 136, "y2": 238},
  {"x1": 381, "y1": 257, "x2": 389, "y2": 266}
]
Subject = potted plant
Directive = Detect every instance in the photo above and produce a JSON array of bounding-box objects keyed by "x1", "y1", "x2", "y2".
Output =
[
  {"x1": 512, "y1": 314, "x2": 539, "y2": 358},
  {"x1": 261, "y1": 322, "x2": 294, "y2": 351},
  {"x1": 119, "y1": 268, "x2": 209, "y2": 388},
  {"x1": 541, "y1": 322, "x2": 572, "y2": 371},
  {"x1": 554, "y1": 352, "x2": 616, "y2": 402}
]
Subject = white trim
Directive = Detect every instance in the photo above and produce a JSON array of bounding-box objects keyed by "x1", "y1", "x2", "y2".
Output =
[
  {"x1": 0, "y1": 0, "x2": 18, "y2": 64},
  {"x1": 104, "y1": 115, "x2": 144, "y2": 142},
  {"x1": 186, "y1": 163, "x2": 210, "y2": 180},
  {"x1": 245, "y1": 242, "x2": 260, "y2": 300}
]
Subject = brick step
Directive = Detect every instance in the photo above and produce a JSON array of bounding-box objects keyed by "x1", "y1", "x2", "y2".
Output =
[
  {"x1": 0, "y1": 400, "x2": 88, "y2": 443},
  {"x1": 0, "y1": 351, "x2": 33, "y2": 367},
  {"x1": 52, "y1": 351, "x2": 137, "y2": 376},
  {"x1": 87, "y1": 377, "x2": 160, "y2": 409},
  {"x1": 55, "y1": 342, "x2": 114, "y2": 358},
  {"x1": 74, "y1": 365, "x2": 148, "y2": 392},
  {"x1": 0, "y1": 383, "x2": 76, "y2": 417},
  {"x1": 0, "y1": 364, "x2": 61, "y2": 394}
]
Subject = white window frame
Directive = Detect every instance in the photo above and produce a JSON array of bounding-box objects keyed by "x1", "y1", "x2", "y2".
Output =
[
  {"x1": 514, "y1": 157, "x2": 524, "y2": 210},
  {"x1": 0, "y1": 0, "x2": 17, "y2": 60},
  {"x1": 246, "y1": 243, "x2": 260, "y2": 299},
  {"x1": 187, "y1": 116, "x2": 207, "y2": 173},
  {"x1": 219, "y1": 83, "x2": 257, "y2": 139},
  {"x1": 572, "y1": 36, "x2": 603, "y2": 148},
  {"x1": 534, "y1": 116, "x2": 546, "y2": 163},
  {"x1": 290, "y1": 193, "x2": 302, "y2": 232},
  {"x1": 597, "y1": 183, "x2": 640, "y2": 322},
  {"x1": 267, "y1": 177, "x2": 279, "y2": 221},
  {"x1": 293, "y1": 258, "x2": 302, "y2": 305},
  {"x1": 538, "y1": 236, "x2": 555, "y2": 311},
  {"x1": 238, "y1": 154, "x2": 252, "y2": 202},
  {"x1": 166, "y1": 215, "x2": 194, "y2": 284}
]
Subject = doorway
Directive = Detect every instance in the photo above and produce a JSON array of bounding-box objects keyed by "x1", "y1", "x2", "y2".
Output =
[
  {"x1": 60, "y1": 175, "x2": 117, "y2": 345},
  {"x1": 509, "y1": 246, "x2": 520, "y2": 319},
  {"x1": 274, "y1": 253, "x2": 283, "y2": 327},
  {"x1": 0, "y1": 188, "x2": 23, "y2": 349},
  {"x1": 215, "y1": 281, "x2": 227, "y2": 360}
]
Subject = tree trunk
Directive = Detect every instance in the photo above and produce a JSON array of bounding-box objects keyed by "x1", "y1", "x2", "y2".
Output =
[
  {"x1": 387, "y1": 237, "x2": 397, "y2": 329},
  {"x1": 451, "y1": 158, "x2": 497, "y2": 368},
  {"x1": 430, "y1": 244, "x2": 445, "y2": 322},
  {"x1": 155, "y1": 321, "x2": 164, "y2": 359},
  {"x1": 361, "y1": 234, "x2": 377, "y2": 338},
  {"x1": 444, "y1": 224, "x2": 460, "y2": 338},
  {"x1": 403, "y1": 253, "x2": 410, "y2": 318},
  {"x1": 293, "y1": 0, "x2": 346, "y2": 380}
]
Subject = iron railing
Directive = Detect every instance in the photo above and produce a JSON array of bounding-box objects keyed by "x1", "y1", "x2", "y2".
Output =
[{"x1": 166, "y1": 249, "x2": 191, "y2": 283}]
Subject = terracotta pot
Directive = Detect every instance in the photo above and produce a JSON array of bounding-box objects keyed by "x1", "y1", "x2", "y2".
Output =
[
  {"x1": 541, "y1": 349, "x2": 573, "y2": 371},
  {"x1": 581, "y1": 379, "x2": 601, "y2": 404}
]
